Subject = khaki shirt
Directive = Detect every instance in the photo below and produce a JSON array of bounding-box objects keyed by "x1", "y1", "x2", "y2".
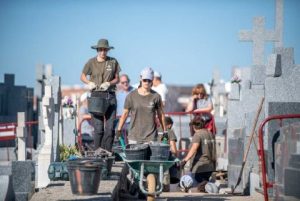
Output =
[
  {"x1": 124, "y1": 89, "x2": 162, "y2": 143},
  {"x1": 82, "y1": 56, "x2": 121, "y2": 91},
  {"x1": 190, "y1": 129, "x2": 215, "y2": 173}
]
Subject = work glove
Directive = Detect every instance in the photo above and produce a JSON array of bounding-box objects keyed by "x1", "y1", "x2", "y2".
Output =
[
  {"x1": 87, "y1": 82, "x2": 96, "y2": 90},
  {"x1": 99, "y1": 82, "x2": 110, "y2": 91},
  {"x1": 161, "y1": 131, "x2": 169, "y2": 143},
  {"x1": 179, "y1": 160, "x2": 187, "y2": 169}
]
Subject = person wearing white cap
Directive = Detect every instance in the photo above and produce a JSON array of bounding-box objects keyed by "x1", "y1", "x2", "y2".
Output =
[
  {"x1": 116, "y1": 67, "x2": 167, "y2": 143},
  {"x1": 152, "y1": 71, "x2": 168, "y2": 107}
]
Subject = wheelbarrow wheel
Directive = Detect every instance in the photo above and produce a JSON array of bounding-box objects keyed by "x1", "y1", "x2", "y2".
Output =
[{"x1": 147, "y1": 174, "x2": 156, "y2": 201}]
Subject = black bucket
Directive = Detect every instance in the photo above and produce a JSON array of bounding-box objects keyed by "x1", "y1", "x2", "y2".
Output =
[
  {"x1": 149, "y1": 142, "x2": 170, "y2": 161},
  {"x1": 67, "y1": 159, "x2": 104, "y2": 195},
  {"x1": 105, "y1": 156, "x2": 115, "y2": 175},
  {"x1": 87, "y1": 96, "x2": 109, "y2": 115},
  {"x1": 125, "y1": 144, "x2": 150, "y2": 160},
  {"x1": 82, "y1": 155, "x2": 115, "y2": 180},
  {"x1": 112, "y1": 146, "x2": 123, "y2": 161}
]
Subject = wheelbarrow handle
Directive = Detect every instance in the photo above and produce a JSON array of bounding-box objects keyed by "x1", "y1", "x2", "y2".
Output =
[{"x1": 139, "y1": 162, "x2": 163, "y2": 196}]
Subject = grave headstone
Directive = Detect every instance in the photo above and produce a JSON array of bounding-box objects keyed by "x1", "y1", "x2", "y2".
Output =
[
  {"x1": 266, "y1": 54, "x2": 281, "y2": 77},
  {"x1": 35, "y1": 85, "x2": 54, "y2": 189},
  {"x1": 34, "y1": 64, "x2": 62, "y2": 162},
  {"x1": 45, "y1": 75, "x2": 61, "y2": 162},
  {"x1": 0, "y1": 74, "x2": 34, "y2": 159},
  {"x1": 16, "y1": 112, "x2": 27, "y2": 161},
  {"x1": 275, "y1": 0, "x2": 283, "y2": 48},
  {"x1": 0, "y1": 161, "x2": 14, "y2": 201},
  {"x1": 12, "y1": 161, "x2": 35, "y2": 201}
]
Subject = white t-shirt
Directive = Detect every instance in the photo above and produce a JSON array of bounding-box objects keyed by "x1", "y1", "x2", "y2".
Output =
[{"x1": 152, "y1": 83, "x2": 168, "y2": 102}]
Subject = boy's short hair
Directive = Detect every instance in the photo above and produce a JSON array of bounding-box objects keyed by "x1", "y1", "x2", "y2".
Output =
[
  {"x1": 190, "y1": 115, "x2": 205, "y2": 129},
  {"x1": 165, "y1": 116, "x2": 173, "y2": 125}
]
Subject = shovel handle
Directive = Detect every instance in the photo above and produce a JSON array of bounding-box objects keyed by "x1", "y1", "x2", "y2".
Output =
[{"x1": 119, "y1": 136, "x2": 126, "y2": 150}]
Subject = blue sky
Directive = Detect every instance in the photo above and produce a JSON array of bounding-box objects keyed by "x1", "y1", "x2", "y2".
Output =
[{"x1": 0, "y1": 0, "x2": 299, "y2": 87}]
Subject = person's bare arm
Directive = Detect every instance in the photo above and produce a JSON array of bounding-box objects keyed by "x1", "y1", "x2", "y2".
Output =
[
  {"x1": 185, "y1": 101, "x2": 194, "y2": 112},
  {"x1": 193, "y1": 102, "x2": 213, "y2": 113},
  {"x1": 80, "y1": 73, "x2": 90, "y2": 84},
  {"x1": 117, "y1": 108, "x2": 129, "y2": 131},
  {"x1": 170, "y1": 140, "x2": 178, "y2": 157},
  {"x1": 183, "y1": 142, "x2": 200, "y2": 162},
  {"x1": 109, "y1": 72, "x2": 120, "y2": 86},
  {"x1": 157, "y1": 105, "x2": 166, "y2": 132},
  {"x1": 186, "y1": 95, "x2": 198, "y2": 112}
]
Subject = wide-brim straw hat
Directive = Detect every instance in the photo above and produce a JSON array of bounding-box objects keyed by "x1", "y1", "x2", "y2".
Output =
[{"x1": 91, "y1": 39, "x2": 114, "y2": 50}]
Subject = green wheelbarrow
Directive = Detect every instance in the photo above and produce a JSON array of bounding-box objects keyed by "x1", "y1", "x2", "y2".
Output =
[{"x1": 118, "y1": 152, "x2": 179, "y2": 201}]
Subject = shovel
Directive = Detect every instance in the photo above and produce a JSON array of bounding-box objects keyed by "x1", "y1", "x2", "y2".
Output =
[{"x1": 119, "y1": 136, "x2": 126, "y2": 151}]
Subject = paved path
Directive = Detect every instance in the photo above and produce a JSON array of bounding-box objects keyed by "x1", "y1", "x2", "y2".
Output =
[
  {"x1": 120, "y1": 192, "x2": 263, "y2": 201},
  {"x1": 30, "y1": 163, "x2": 124, "y2": 201},
  {"x1": 30, "y1": 161, "x2": 264, "y2": 201}
]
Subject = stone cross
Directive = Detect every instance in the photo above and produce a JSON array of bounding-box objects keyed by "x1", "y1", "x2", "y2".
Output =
[
  {"x1": 239, "y1": 16, "x2": 279, "y2": 65},
  {"x1": 42, "y1": 85, "x2": 55, "y2": 146},
  {"x1": 275, "y1": 0, "x2": 283, "y2": 48},
  {"x1": 16, "y1": 112, "x2": 27, "y2": 161},
  {"x1": 35, "y1": 85, "x2": 54, "y2": 188}
]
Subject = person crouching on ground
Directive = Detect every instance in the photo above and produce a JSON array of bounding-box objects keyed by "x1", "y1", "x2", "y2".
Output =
[{"x1": 180, "y1": 114, "x2": 216, "y2": 187}]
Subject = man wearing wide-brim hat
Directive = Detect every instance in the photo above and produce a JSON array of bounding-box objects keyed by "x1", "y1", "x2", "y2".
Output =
[{"x1": 80, "y1": 38, "x2": 121, "y2": 151}]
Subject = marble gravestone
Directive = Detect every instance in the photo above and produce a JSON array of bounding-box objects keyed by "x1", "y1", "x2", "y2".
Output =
[
  {"x1": 227, "y1": 0, "x2": 286, "y2": 195},
  {"x1": 35, "y1": 85, "x2": 54, "y2": 189}
]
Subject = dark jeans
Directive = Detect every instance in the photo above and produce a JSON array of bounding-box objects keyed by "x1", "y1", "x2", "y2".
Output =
[
  {"x1": 91, "y1": 91, "x2": 117, "y2": 151},
  {"x1": 194, "y1": 171, "x2": 213, "y2": 183}
]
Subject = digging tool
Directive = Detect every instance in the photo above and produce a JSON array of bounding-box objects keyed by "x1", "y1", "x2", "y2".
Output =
[
  {"x1": 232, "y1": 97, "x2": 265, "y2": 194},
  {"x1": 119, "y1": 136, "x2": 126, "y2": 151}
]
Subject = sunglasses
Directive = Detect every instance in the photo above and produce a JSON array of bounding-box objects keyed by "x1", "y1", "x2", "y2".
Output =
[
  {"x1": 142, "y1": 79, "x2": 152, "y2": 83},
  {"x1": 97, "y1": 48, "x2": 108, "y2": 52}
]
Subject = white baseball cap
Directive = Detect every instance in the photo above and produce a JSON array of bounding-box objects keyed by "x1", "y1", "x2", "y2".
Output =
[
  {"x1": 154, "y1": 71, "x2": 161, "y2": 78},
  {"x1": 180, "y1": 175, "x2": 193, "y2": 191},
  {"x1": 140, "y1": 67, "x2": 154, "y2": 80}
]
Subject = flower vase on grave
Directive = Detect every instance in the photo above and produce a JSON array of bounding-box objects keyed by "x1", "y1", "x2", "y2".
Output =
[
  {"x1": 62, "y1": 106, "x2": 76, "y2": 119},
  {"x1": 229, "y1": 75, "x2": 241, "y2": 100},
  {"x1": 62, "y1": 96, "x2": 76, "y2": 119}
]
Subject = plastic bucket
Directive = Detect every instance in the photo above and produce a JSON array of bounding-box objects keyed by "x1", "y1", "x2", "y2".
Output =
[
  {"x1": 105, "y1": 156, "x2": 115, "y2": 175},
  {"x1": 81, "y1": 156, "x2": 114, "y2": 179},
  {"x1": 67, "y1": 159, "x2": 104, "y2": 195},
  {"x1": 48, "y1": 162, "x2": 69, "y2": 181},
  {"x1": 125, "y1": 144, "x2": 150, "y2": 160},
  {"x1": 149, "y1": 142, "x2": 170, "y2": 161},
  {"x1": 87, "y1": 97, "x2": 109, "y2": 115},
  {"x1": 112, "y1": 146, "x2": 123, "y2": 161}
]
